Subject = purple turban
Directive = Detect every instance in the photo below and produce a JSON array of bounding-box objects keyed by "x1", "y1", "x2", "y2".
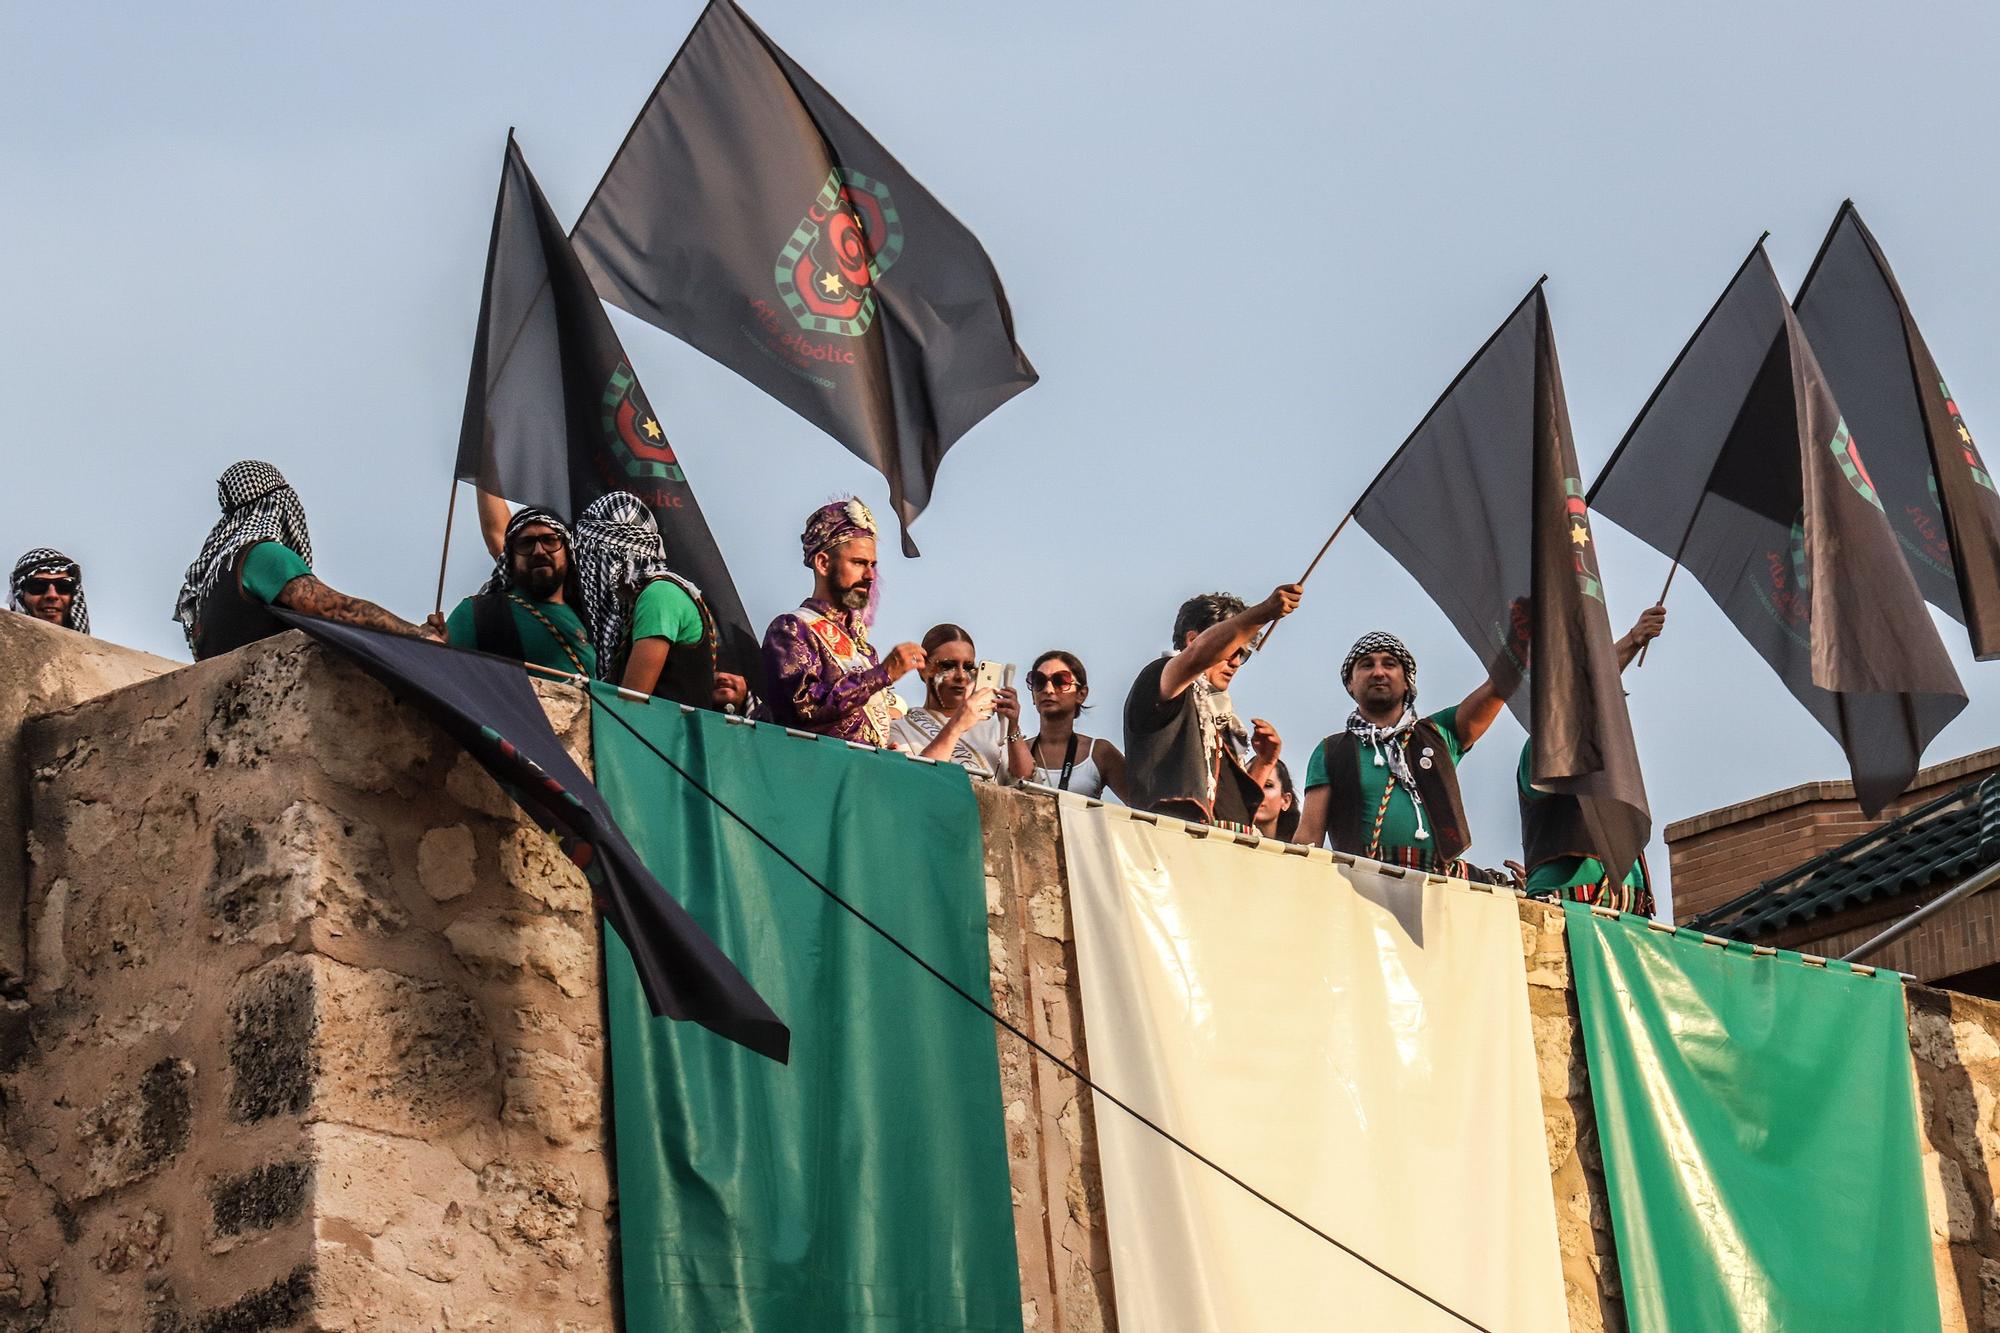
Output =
[{"x1": 800, "y1": 498, "x2": 878, "y2": 565}]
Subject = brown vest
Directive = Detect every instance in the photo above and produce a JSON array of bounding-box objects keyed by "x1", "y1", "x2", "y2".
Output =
[{"x1": 1320, "y1": 720, "x2": 1470, "y2": 863}]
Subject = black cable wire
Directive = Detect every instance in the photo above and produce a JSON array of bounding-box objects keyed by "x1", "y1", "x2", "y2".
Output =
[{"x1": 591, "y1": 698, "x2": 1492, "y2": 1333}]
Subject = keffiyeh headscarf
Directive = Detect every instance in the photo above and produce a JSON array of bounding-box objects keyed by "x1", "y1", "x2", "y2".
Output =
[
  {"x1": 574, "y1": 492, "x2": 700, "y2": 669},
  {"x1": 174, "y1": 461, "x2": 313, "y2": 653},
  {"x1": 479, "y1": 506, "x2": 575, "y2": 596},
  {"x1": 10, "y1": 548, "x2": 88, "y2": 633},
  {"x1": 1342, "y1": 631, "x2": 1428, "y2": 841},
  {"x1": 800, "y1": 497, "x2": 877, "y2": 564}
]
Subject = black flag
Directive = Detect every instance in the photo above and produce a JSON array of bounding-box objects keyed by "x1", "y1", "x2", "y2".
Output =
[
  {"x1": 272, "y1": 608, "x2": 789, "y2": 1063},
  {"x1": 570, "y1": 0, "x2": 1038, "y2": 556},
  {"x1": 455, "y1": 133, "x2": 757, "y2": 673},
  {"x1": 1355, "y1": 283, "x2": 1650, "y2": 881},
  {"x1": 1591, "y1": 242, "x2": 1965, "y2": 816},
  {"x1": 1794, "y1": 202, "x2": 2000, "y2": 659}
]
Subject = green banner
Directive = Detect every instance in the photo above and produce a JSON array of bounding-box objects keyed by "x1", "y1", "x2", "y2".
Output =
[
  {"x1": 1564, "y1": 904, "x2": 1939, "y2": 1332},
  {"x1": 592, "y1": 693, "x2": 1022, "y2": 1331}
]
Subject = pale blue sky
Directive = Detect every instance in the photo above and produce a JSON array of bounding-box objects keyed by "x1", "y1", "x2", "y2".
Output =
[{"x1": 9, "y1": 1, "x2": 2000, "y2": 916}]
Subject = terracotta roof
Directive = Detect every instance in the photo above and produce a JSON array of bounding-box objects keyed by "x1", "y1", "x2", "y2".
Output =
[{"x1": 1687, "y1": 776, "x2": 2000, "y2": 939}]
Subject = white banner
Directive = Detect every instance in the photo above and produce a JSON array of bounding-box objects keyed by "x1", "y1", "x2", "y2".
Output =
[{"x1": 1060, "y1": 800, "x2": 1565, "y2": 1332}]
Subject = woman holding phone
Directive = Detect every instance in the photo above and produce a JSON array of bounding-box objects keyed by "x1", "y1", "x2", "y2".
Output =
[
  {"x1": 1024, "y1": 650, "x2": 1129, "y2": 802},
  {"x1": 888, "y1": 624, "x2": 1033, "y2": 780}
]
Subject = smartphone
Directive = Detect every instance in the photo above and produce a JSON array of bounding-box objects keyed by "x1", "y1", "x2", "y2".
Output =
[{"x1": 974, "y1": 660, "x2": 1011, "y2": 695}]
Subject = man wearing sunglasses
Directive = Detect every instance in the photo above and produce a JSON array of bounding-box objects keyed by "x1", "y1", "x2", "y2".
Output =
[
  {"x1": 1122, "y1": 585, "x2": 1302, "y2": 827},
  {"x1": 10, "y1": 548, "x2": 89, "y2": 634},
  {"x1": 441, "y1": 507, "x2": 596, "y2": 679}
]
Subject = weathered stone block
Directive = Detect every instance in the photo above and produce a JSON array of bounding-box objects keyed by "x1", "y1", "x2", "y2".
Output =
[
  {"x1": 229, "y1": 961, "x2": 317, "y2": 1123},
  {"x1": 76, "y1": 1057, "x2": 193, "y2": 1200},
  {"x1": 444, "y1": 914, "x2": 593, "y2": 999},
  {"x1": 208, "y1": 800, "x2": 404, "y2": 945},
  {"x1": 501, "y1": 1048, "x2": 598, "y2": 1148},
  {"x1": 313, "y1": 959, "x2": 496, "y2": 1138},
  {"x1": 500, "y1": 827, "x2": 591, "y2": 915},
  {"x1": 418, "y1": 825, "x2": 477, "y2": 903},
  {"x1": 211, "y1": 1161, "x2": 311, "y2": 1238}
]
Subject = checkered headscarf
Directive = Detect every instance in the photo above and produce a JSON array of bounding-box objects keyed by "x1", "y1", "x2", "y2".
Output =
[
  {"x1": 574, "y1": 492, "x2": 701, "y2": 670},
  {"x1": 10, "y1": 548, "x2": 88, "y2": 633},
  {"x1": 174, "y1": 461, "x2": 313, "y2": 653},
  {"x1": 1342, "y1": 631, "x2": 1417, "y2": 704},
  {"x1": 478, "y1": 506, "x2": 575, "y2": 597}
]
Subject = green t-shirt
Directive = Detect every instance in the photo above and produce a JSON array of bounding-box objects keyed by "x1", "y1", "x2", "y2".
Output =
[
  {"x1": 445, "y1": 592, "x2": 597, "y2": 678},
  {"x1": 238, "y1": 541, "x2": 312, "y2": 605},
  {"x1": 1304, "y1": 706, "x2": 1466, "y2": 861},
  {"x1": 629, "y1": 578, "x2": 703, "y2": 647},
  {"x1": 1517, "y1": 741, "x2": 1648, "y2": 897}
]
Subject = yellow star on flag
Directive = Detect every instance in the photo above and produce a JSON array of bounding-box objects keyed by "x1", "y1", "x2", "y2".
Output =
[
  {"x1": 1960, "y1": 425, "x2": 1973, "y2": 444},
  {"x1": 818, "y1": 271, "x2": 845, "y2": 297},
  {"x1": 642, "y1": 418, "x2": 663, "y2": 441},
  {"x1": 1570, "y1": 522, "x2": 1590, "y2": 549}
]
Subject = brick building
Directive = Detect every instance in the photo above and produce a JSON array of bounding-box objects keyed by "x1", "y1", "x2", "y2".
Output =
[{"x1": 1667, "y1": 747, "x2": 2000, "y2": 992}]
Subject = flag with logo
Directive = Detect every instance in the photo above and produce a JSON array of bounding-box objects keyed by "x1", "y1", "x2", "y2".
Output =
[
  {"x1": 455, "y1": 133, "x2": 757, "y2": 673},
  {"x1": 570, "y1": 0, "x2": 1038, "y2": 556},
  {"x1": 1591, "y1": 242, "x2": 1965, "y2": 816},
  {"x1": 1353, "y1": 283, "x2": 1650, "y2": 882},
  {"x1": 1794, "y1": 201, "x2": 2000, "y2": 659}
]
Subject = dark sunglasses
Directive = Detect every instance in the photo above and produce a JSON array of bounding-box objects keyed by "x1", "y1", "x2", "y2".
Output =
[
  {"x1": 509, "y1": 533, "x2": 565, "y2": 555},
  {"x1": 1026, "y1": 669, "x2": 1077, "y2": 692},
  {"x1": 23, "y1": 577, "x2": 76, "y2": 596},
  {"x1": 1227, "y1": 646, "x2": 1254, "y2": 667}
]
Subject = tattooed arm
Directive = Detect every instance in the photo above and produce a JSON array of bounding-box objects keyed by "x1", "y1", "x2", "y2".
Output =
[{"x1": 275, "y1": 576, "x2": 443, "y2": 641}]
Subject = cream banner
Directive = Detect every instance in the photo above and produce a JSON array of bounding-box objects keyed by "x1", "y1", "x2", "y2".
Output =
[{"x1": 1059, "y1": 799, "x2": 1565, "y2": 1332}]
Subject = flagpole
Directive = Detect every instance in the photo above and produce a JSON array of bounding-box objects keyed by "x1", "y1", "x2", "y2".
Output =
[
  {"x1": 433, "y1": 478, "x2": 459, "y2": 617},
  {"x1": 1252, "y1": 508, "x2": 1353, "y2": 652},
  {"x1": 1634, "y1": 490, "x2": 1706, "y2": 667}
]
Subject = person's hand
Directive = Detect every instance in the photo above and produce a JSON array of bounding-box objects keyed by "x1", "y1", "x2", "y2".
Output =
[
  {"x1": 955, "y1": 686, "x2": 997, "y2": 727},
  {"x1": 1250, "y1": 717, "x2": 1281, "y2": 763},
  {"x1": 712, "y1": 672, "x2": 748, "y2": 711},
  {"x1": 994, "y1": 686, "x2": 1021, "y2": 726},
  {"x1": 1503, "y1": 859, "x2": 1528, "y2": 891},
  {"x1": 418, "y1": 613, "x2": 448, "y2": 644},
  {"x1": 1630, "y1": 604, "x2": 1666, "y2": 647},
  {"x1": 883, "y1": 642, "x2": 926, "y2": 681},
  {"x1": 1256, "y1": 583, "x2": 1304, "y2": 624}
]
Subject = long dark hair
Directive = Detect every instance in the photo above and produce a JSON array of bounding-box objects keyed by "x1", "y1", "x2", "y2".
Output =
[{"x1": 1273, "y1": 759, "x2": 1300, "y2": 843}]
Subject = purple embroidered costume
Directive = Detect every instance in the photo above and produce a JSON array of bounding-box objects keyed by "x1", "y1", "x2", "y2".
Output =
[{"x1": 760, "y1": 499, "x2": 903, "y2": 744}]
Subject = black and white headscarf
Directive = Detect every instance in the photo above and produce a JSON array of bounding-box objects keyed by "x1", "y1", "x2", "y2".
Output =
[
  {"x1": 479, "y1": 506, "x2": 575, "y2": 597},
  {"x1": 1342, "y1": 631, "x2": 1428, "y2": 841},
  {"x1": 174, "y1": 461, "x2": 313, "y2": 653},
  {"x1": 10, "y1": 548, "x2": 89, "y2": 633},
  {"x1": 574, "y1": 492, "x2": 702, "y2": 670}
]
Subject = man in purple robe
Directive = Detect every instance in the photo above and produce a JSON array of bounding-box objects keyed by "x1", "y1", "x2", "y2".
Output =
[{"x1": 760, "y1": 498, "x2": 925, "y2": 744}]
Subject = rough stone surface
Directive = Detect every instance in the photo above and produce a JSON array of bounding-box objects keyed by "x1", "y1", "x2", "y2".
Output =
[
  {"x1": 0, "y1": 612, "x2": 175, "y2": 986},
  {"x1": 1, "y1": 634, "x2": 607, "y2": 1331},
  {"x1": 1908, "y1": 985, "x2": 2000, "y2": 1331}
]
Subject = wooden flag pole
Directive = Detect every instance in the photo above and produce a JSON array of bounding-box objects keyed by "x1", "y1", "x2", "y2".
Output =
[
  {"x1": 433, "y1": 478, "x2": 460, "y2": 617},
  {"x1": 1252, "y1": 509, "x2": 1354, "y2": 652}
]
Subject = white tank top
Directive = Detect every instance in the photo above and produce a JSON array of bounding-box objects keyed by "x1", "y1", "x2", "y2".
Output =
[{"x1": 1031, "y1": 735, "x2": 1107, "y2": 799}]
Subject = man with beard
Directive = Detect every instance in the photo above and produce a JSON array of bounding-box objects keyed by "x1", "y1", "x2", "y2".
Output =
[
  {"x1": 176, "y1": 460, "x2": 439, "y2": 661},
  {"x1": 760, "y1": 498, "x2": 924, "y2": 744},
  {"x1": 1122, "y1": 586, "x2": 1302, "y2": 827},
  {"x1": 442, "y1": 507, "x2": 595, "y2": 678},
  {"x1": 10, "y1": 548, "x2": 89, "y2": 633},
  {"x1": 1296, "y1": 630, "x2": 1519, "y2": 875}
]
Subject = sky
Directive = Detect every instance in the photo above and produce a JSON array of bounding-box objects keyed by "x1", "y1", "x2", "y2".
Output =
[{"x1": 8, "y1": 0, "x2": 2000, "y2": 918}]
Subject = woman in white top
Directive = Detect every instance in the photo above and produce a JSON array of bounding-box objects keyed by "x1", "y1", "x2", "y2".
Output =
[
  {"x1": 1024, "y1": 650, "x2": 1129, "y2": 802},
  {"x1": 887, "y1": 624, "x2": 1034, "y2": 780}
]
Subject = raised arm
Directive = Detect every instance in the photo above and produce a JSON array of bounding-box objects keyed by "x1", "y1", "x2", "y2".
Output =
[
  {"x1": 477, "y1": 488, "x2": 511, "y2": 560},
  {"x1": 1160, "y1": 584, "x2": 1303, "y2": 700},
  {"x1": 1615, "y1": 605, "x2": 1667, "y2": 671},
  {"x1": 1453, "y1": 599, "x2": 1530, "y2": 749}
]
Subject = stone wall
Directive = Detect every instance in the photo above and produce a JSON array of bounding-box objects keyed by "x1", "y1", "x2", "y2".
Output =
[
  {"x1": 1, "y1": 612, "x2": 176, "y2": 987},
  {"x1": 6, "y1": 629, "x2": 2000, "y2": 1332},
  {"x1": 2, "y1": 634, "x2": 611, "y2": 1331}
]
